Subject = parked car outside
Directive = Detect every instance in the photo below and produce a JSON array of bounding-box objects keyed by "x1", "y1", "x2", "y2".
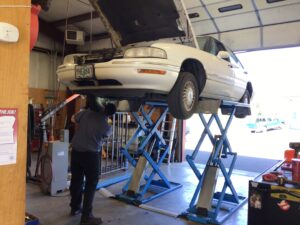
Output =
[
  {"x1": 57, "y1": 0, "x2": 253, "y2": 119},
  {"x1": 247, "y1": 117, "x2": 284, "y2": 133}
]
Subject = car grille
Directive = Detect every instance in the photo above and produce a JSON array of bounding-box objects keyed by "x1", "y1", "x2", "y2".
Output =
[
  {"x1": 97, "y1": 79, "x2": 122, "y2": 86},
  {"x1": 72, "y1": 79, "x2": 122, "y2": 86},
  {"x1": 74, "y1": 49, "x2": 123, "y2": 64}
]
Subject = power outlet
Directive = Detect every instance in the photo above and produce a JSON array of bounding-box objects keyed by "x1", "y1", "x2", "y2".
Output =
[{"x1": 0, "y1": 22, "x2": 19, "y2": 43}]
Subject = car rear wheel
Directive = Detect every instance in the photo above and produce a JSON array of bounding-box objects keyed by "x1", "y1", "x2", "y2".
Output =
[
  {"x1": 168, "y1": 72, "x2": 198, "y2": 120},
  {"x1": 235, "y1": 90, "x2": 250, "y2": 119}
]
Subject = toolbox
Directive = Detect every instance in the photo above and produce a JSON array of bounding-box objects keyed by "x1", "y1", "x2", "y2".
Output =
[
  {"x1": 248, "y1": 162, "x2": 300, "y2": 225},
  {"x1": 25, "y1": 213, "x2": 39, "y2": 225}
]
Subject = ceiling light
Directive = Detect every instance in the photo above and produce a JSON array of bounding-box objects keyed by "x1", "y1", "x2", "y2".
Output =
[
  {"x1": 188, "y1": 13, "x2": 200, "y2": 19},
  {"x1": 218, "y1": 4, "x2": 243, "y2": 13},
  {"x1": 266, "y1": 0, "x2": 285, "y2": 3}
]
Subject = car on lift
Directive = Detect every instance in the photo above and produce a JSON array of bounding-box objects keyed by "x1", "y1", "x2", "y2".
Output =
[{"x1": 57, "y1": 0, "x2": 253, "y2": 120}]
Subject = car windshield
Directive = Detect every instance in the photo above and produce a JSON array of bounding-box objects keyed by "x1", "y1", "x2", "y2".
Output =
[
  {"x1": 197, "y1": 36, "x2": 210, "y2": 51},
  {"x1": 196, "y1": 36, "x2": 226, "y2": 56}
]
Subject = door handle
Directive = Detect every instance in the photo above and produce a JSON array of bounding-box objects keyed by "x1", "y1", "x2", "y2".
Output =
[{"x1": 228, "y1": 64, "x2": 233, "y2": 68}]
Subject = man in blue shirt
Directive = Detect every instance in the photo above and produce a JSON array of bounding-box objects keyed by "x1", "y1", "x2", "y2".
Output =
[{"x1": 70, "y1": 95, "x2": 116, "y2": 225}]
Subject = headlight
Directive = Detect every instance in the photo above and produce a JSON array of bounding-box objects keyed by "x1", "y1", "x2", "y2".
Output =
[
  {"x1": 124, "y1": 47, "x2": 167, "y2": 59},
  {"x1": 63, "y1": 54, "x2": 87, "y2": 64},
  {"x1": 63, "y1": 55, "x2": 75, "y2": 64}
]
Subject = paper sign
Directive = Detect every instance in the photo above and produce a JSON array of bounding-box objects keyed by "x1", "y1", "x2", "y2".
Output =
[{"x1": 0, "y1": 108, "x2": 17, "y2": 165}]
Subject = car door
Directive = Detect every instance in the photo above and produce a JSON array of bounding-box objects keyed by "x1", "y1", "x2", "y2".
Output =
[
  {"x1": 224, "y1": 47, "x2": 248, "y2": 99},
  {"x1": 202, "y1": 38, "x2": 236, "y2": 99}
]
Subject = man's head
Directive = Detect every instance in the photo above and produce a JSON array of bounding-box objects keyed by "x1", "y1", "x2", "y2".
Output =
[
  {"x1": 86, "y1": 95, "x2": 116, "y2": 115},
  {"x1": 86, "y1": 95, "x2": 101, "y2": 112},
  {"x1": 104, "y1": 103, "x2": 117, "y2": 116}
]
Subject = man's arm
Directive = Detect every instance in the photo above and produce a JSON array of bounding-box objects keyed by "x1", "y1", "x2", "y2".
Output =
[
  {"x1": 102, "y1": 117, "x2": 113, "y2": 138},
  {"x1": 103, "y1": 125, "x2": 113, "y2": 138},
  {"x1": 71, "y1": 114, "x2": 76, "y2": 123},
  {"x1": 71, "y1": 110, "x2": 85, "y2": 124}
]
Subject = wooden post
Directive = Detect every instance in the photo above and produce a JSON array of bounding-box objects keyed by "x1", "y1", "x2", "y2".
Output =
[{"x1": 0, "y1": 1, "x2": 30, "y2": 225}]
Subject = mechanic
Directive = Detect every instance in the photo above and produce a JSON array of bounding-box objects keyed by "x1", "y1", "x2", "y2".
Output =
[{"x1": 70, "y1": 95, "x2": 116, "y2": 225}]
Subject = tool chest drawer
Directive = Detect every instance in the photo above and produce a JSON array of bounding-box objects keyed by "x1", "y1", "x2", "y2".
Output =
[{"x1": 248, "y1": 179, "x2": 300, "y2": 225}]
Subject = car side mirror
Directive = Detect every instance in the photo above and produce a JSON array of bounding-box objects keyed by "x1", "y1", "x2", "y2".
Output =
[{"x1": 217, "y1": 51, "x2": 230, "y2": 60}]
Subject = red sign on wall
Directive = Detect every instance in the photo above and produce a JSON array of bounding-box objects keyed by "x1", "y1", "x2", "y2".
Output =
[{"x1": 0, "y1": 108, "x2": 18, "y2": 165}]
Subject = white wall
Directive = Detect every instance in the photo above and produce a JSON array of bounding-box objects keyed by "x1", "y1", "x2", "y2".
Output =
[
  {"x1": 29, "y1": 51, "x2": 60, "y2": 90},
  {"x1": 29, "y1": 33, "x2": 62, "y2": 90},
  {"x1": 35, "y1": 33, "x2": 63, "y2": 50}
]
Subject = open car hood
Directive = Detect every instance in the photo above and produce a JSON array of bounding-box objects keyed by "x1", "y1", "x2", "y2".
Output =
[{"x1": 89, "y1": 0, "x2": 186, "y2": 47}]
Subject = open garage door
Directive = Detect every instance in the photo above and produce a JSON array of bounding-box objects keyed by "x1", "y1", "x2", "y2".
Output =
[
  {"x1": 185, "y1": 46, "x2": 300, "y2": 173},
  {"x1": 185, "y1": 0, "x2": 300, "y2": 51}
]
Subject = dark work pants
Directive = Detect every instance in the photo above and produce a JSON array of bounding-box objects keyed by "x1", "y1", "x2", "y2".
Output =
[{"x1": 70, "y1": 150, "x2": 100, "y2": 218}]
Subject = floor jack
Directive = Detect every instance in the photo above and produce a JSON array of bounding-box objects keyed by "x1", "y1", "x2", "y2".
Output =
[
  {"x1": 183, "y1": 101, "x2": 250, "y2": 224},
  {"x1": 115, "y1": 102, "x2": 182, "y2": 205}
]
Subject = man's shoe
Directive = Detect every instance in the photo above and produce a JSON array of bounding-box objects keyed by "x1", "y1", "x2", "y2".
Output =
[
  {"x1": 80, "y1": 215, "x2": 103, "y2": 225},
  {"x1": 70, "y1": 208, "x2": 81, "y2": 216}
]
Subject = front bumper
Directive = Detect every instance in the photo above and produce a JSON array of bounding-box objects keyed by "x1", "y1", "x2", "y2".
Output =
[{"x1": 57, "y1": 58, "x2": 180, "y2": 97}]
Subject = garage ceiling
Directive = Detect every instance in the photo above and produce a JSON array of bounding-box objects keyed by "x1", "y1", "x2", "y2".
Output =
[{"x1": 39, "y1": 0, "x2": 300, "y2": 51}]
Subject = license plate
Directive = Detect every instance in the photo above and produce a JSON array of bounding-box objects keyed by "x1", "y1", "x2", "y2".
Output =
[{"x1": 75, "y1": 64, "x2": 94, "y2": 79}]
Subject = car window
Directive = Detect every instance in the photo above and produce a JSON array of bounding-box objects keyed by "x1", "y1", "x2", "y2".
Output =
[
  {"x1": 197, "y1": 37, "x2": 209, "y2": 51},
  {"x1": 215, "y1": 41, "x2": 226, "y2": 54},
  {"x1": 197, "y1": 36, "x2": 225, "y2": 56},
  {"x1": 207, "y1": 39, "x2": 227, "y2": 56},
  {"x1": 209, "y1": 40, "x2": 218, "y2": 55},
  {"x1": 225, "y1": 46, "x2": 244, "y2": 68},
  {"x1": 197, "y1": 36, "x2": 216, "y2": 55},
  {"x1": 196, "y1": 37, "x2": 243, "y2": 66}
]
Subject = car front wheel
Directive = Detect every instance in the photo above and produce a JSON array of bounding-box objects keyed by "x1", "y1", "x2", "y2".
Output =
[{"x1": 168, "y1": 72, "x2": 198, "y2": 120}]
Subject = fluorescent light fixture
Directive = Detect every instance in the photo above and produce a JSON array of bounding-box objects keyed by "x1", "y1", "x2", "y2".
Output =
[
  {"x1": 218, "y1": 4, "x2": 243, "y2": 13},
  {"x1": 188, "y1": 13, "x2": 200, "y2": 19},
  {"x1": 266, "y1": 0, "x2": 285, "y2": 3}
]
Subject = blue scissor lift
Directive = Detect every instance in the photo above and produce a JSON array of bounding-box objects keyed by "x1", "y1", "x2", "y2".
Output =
[
  {"x1": 184, "y1": 100, "x2": 251, "y2": 224},
  {"x1": 116, "y1": 101, "x2": 182, "y2": 205}
]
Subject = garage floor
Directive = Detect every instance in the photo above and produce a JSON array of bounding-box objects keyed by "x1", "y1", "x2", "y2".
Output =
[{"x1": 26, "y1": 162, "x2": 259, "y2": 225}]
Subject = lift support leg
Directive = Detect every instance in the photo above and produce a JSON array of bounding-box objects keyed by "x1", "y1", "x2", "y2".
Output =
[
  {"x1": 183, "y1": 101, "x2": 250, "y2": 224},
  {"x1": 116, "y1": 102, "x2": 182, "y2": 205}
]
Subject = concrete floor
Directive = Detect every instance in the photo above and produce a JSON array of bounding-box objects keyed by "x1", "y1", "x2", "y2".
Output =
[{"x1": 26, "y1": 162, "x2": 259, "y2": 225}]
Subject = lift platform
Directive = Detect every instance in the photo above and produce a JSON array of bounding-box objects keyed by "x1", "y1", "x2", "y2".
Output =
[
  {"x1": 116, "y1": 102, "x2": 182, "y2": 205},
  {"x1": 183, "y1": 100, "x2": 251, "y2": 224}
]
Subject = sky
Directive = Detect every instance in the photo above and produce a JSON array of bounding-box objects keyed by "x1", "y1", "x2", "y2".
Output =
[{"x1": 236, "y1": 46, "x2": 300, "y2": 99}]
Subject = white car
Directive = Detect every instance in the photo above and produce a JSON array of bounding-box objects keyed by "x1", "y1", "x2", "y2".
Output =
[{"x1": 57, "y1": 0, "x2": 253, "y2": 119}]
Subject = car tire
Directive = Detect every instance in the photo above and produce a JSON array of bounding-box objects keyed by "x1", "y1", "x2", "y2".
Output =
[
  {"x1": 168, "y1": 72, "x2": 198, "y2": 120},
  {"x1": 240, "y1": 90, "x2": 250, "y2": 104},
  {"x1": 235, "y1": 90, "x2": 250, "y2": 119}
]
